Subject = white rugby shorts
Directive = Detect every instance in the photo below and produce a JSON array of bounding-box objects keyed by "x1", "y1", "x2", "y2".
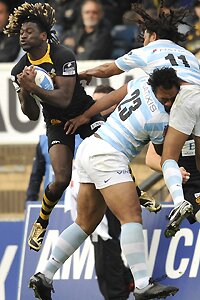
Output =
[
  {"x1": 169, "y1": 84, "x2": 200, "y2": 136},
  {"x1": 75, "y1": 135, "x2": 133, "y2": 189}
]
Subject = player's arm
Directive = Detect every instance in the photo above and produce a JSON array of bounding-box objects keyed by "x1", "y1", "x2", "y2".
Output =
[
  {"x1": 146, "y1": 142, "x2": 163, "y2": 172},
  {"x1": 79, "y1": 62, "x2": 124, "y2": 85},
  {"x1": 64, "y1": 84, "x2": 127, "y2": 134},
  {"x1": 18, "y1": 89, "x2": 40, "y2": 120},
  {"x1": 146, "y1": 142, "x2": 190, "y2": 183},
  {"x1": 15, "y1": 69, "x2": 40, "y2": 121},
  {"x1": 19, "y1": 66, "x2": 76, "y2": 109},
  {"x1": 79, "y1": 47, "x2": 146, "y2": 84}
]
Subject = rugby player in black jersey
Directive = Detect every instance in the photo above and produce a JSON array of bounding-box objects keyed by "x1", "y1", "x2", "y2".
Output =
[
  {"x1": 4, "y1": 2, "x2": 105, "y2": 252},
  {"x1": 5, "y1": 2, "x2": 161, "y2": 253}
]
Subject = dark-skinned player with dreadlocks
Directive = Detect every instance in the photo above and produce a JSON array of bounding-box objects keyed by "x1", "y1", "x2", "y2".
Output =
[
  {"x1": 5, "y1": 2, "x2": 160, "y2": 253},
  {"x1": 4, "y1": 2, "x2": 106, "y2": 252},
  {"x1": 64, "y1": 1, "x2": 200, "y2": 239}
]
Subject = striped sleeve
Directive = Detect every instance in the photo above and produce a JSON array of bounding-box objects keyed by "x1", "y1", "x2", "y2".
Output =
[
  {"x1": 115, "y1": 47, "x2": 147, "y2": 71},
  {"x1": 145, "y1": 113, "x2": 169, "y2": 144}
]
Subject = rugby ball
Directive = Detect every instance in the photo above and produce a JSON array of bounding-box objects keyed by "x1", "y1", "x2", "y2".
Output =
[{"x1": 31, "y1": 66, "x2": 54, "y2": 104}]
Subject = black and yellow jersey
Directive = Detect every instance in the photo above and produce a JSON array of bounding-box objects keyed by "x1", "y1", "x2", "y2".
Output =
[
  {"x1": 179, "y1": 137, "x2": 200, "y2": 183},
  {"x1": 11, "y1": 43, "x2": 95, "y2": 120}
]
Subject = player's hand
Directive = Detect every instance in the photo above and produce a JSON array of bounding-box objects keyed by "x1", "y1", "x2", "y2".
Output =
[
  {"x1": 64, "y1": 115, "x2": 90, "y2": 134},
  {"x1": 180, "y1": 166, "x2": 190, "y2": 184},
  {"x1": 18, "y1": 65, "x2": 36, "y2": 92},
  {"x1": 17, "y1": 72, "x2": 23, "y2": 85},
  {"x1": 79, "y1": 71, "x2": 92, "y2": 85}
]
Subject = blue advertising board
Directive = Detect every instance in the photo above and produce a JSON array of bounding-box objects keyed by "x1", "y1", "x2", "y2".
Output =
[
  {"x1": 1, "y1": 203, "x2": 200, "y2": 300},
  {"x1": 18, "y1": 204, "x2": 103, "y2": 300},
  {"x1": 18, "y1": 203, "x2": 200, "y2": 300},
  {"x1": 142, "y1": 204, "x2": 200, "y2": 299},
  {"x1": 0, "y1": 220, "x2": 24, "y2": 300}
]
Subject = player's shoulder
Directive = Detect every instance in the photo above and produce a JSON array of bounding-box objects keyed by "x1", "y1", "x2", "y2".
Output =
[
  {"x1": 11, "y1": 54, "x2": 27, "y2": 76},
  {"x1": 150, "y1": 109, "x2": 169, "y2": 124},
  {"x1": 125, "y1": 46, "x2": 146, "y2": 57},
  {"x1": 128, "y1": 75, "x2": 148, "y2": 91},
  {"x1": 50, "y1": 43, "x2": 76, "y2": 59}
]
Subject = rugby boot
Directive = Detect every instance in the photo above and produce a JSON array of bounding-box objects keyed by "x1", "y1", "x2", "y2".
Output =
[
  {"x1": 134, "y1": 277, "x2": 179, "y2": 300},
  {"x1": 28, "y1": 222, "x2": 46, "y2": 251},
  {"x1": 165, "y1": 200, "x2": 193, "y2": 238},
  {"x1": 139, "y1": 191, "x2": 161, "y2": 213},
  {"x1": 29, "y1": 272, "x2": 54, "y2": 300}
]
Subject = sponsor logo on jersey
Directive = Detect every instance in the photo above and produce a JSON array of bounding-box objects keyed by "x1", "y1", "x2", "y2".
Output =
[
  {"x1": 63, "y1": 61, "x2": 76, "y2": 75},
  {"x1": 195, "y1": 197, "x2": 200, "y2": 205},
  {"x1": 195, "y1": 192, "x2": 200, "y2": 205},
  {"x1": 51, "y1": 140, "x2": 61, "y2": 145},
  {"x1": 50, "y1": 119, "x2": 62, "y2": 125},
  {"x1": 49, "y1": 68, "x2": 56, "y2": 79},
  {"x1": 143, "y1": 83, "x2": 157, "y2": 112},
  {"x1": 181, "y1": 140, "x2": 195, "y2": 156},
  {"x1": 90, "y1": 121, "x2": 104, "y2": 130},
  {"x1": 117, "y1": 170, "x2": 130, "y2": 175}
]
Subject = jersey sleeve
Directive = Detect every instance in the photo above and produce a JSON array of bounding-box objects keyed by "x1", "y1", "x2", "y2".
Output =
[
  {"x1": 11, "y1": 57, "x2": 26, "y2": 92},
  {"x1": 115, "y1": 47, "x2": 147, "y2": 72},
  {"x1": 53, "y1": 45, "x2": 77, "y2": 77},
  {"x1": 145, "y1": 112, "x2": 169, "y2": 144},
  {"x1": 11, "y1": 74, "x2": 20, "y2": 92}
]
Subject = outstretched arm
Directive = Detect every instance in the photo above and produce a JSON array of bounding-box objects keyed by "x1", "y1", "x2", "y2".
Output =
[
  {"x1": 64, "y1": 84, "x2": 128, "y2": 134},
  {"x1": 79, "y1": 62, "x2": 124, "y2": 85}
]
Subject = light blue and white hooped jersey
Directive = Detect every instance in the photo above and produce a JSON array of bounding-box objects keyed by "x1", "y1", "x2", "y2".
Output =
[
  {"x1": 96, "y1": 76, "x2": 169, "y2": 162},
  {"x1": 115, "y1": 40, "x2": 200, "y2": 85}
]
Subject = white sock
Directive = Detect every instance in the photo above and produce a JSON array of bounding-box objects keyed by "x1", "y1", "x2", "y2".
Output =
[
  {"x1": 120, "y1": 222, "x2": 149, "y2": 289},
  {"x1": 162, "y1": 159, "x2": 185, "y2": 206},
  {"x1": 41, "y1": 222, "x2": 88, "y2": 281}
]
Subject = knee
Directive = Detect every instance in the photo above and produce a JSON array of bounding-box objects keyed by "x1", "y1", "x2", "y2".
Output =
[
  {"x1": 76, "y1": 220, "x2": 97, "y2": 235},
  {"x1": 131, "y1": 205, "x2": 142, "y2": 223},
  {"x1": 118, "y1": 204, "x2": 142, "y2": 224},
  {"x1": 54, "y1": 171, "x2": 71, "y2": 190},
  {"x1": 57, "y1": 178, "x2": 70, "y2": 190},
  {"x1": 76, "y1": 214, "x2": 101, "y2": 235}
]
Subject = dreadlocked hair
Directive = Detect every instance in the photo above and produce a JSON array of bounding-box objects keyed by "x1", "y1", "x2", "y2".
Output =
[
  {"x1": 128, "y1": 3, "x2": 192, "y2": 44},
  {"x1": 160, "y1": 0, "x2": 164, "y2": 9},
  {"x1": 4, "y1": 2, "x2": 59, "y2": 44}
]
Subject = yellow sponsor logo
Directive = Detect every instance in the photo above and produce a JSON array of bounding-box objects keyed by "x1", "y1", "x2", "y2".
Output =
[
  {"x1": 195, "y1": 196, "x2": 200, "y2": 205},
  {"x1": 51, "y1": 119, "x2": 62, "y2": 125}
]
